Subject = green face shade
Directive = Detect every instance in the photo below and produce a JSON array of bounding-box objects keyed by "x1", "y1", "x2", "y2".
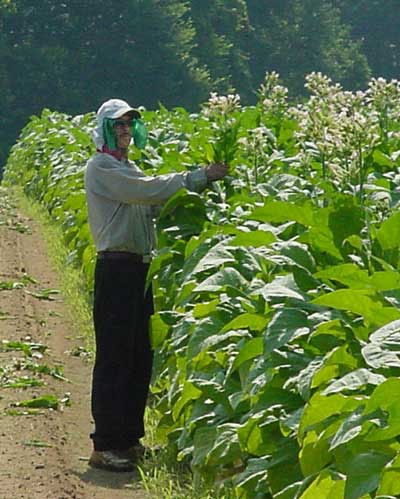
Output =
[
  {"x1": 103, "y1": 118, "x2": 118, "y2": 150},
  {"x1": 132, "y1": 119, "x2": 148, "y2": 149},
  {"x1": 102, "y1": 118, "x2": 148, "y2": 151}
]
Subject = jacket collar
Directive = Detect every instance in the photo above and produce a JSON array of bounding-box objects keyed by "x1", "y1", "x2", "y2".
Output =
[{"x1": 97, "y1": 144, "x2": 124, "y2": 161}]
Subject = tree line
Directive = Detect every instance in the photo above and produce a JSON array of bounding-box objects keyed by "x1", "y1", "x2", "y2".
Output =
[{"x1": 1, "y1": 0, "x2": 399, "y2": 171}]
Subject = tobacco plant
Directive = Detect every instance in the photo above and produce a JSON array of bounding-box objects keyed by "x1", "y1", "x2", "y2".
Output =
[{"x1": 3, "y1": 73, "x2": 400, "y2": 499}]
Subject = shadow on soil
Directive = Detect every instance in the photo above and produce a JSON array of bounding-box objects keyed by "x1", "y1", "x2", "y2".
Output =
[{"x1": 70, "y1": 466, "x2": 142, "y2": 491}]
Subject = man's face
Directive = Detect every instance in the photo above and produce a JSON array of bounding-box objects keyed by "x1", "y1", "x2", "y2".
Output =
[{"x1": 113, "y1": 113, "x2": 133, "y2": 149}]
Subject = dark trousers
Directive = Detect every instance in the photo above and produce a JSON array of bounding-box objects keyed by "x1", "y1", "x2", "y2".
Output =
[{"x1": 90, "y1": 256, "x2": 154, "y2": 451}]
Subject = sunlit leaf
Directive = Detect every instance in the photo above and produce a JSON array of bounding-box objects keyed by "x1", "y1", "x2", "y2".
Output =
[{"x1": 264, "y1": 308, "x2": 309, "y2": 354}]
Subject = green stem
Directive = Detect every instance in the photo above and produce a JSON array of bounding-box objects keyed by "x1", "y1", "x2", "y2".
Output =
[
  {"x1": 358, "y1": 141, "x2": 364, "y2": 206},
  {"x1": 321, "y1": 152, "x2": 328, "y2": 207},
  {"x1": 254, "y1": 149, "x2": 258, "y2": 186}
]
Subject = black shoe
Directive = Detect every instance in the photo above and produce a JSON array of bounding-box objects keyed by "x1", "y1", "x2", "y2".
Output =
[{"x1": 88, "y1": 450, "x2": 136, "y2": 472}]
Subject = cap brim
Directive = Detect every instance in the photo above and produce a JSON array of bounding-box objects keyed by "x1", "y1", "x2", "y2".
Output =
[
  {"x1": 126, "y1": 109, "x2": 141, "y2": 119},
  {"x1": 113, "y1": 107, "x2": 141, "y2": 119}
]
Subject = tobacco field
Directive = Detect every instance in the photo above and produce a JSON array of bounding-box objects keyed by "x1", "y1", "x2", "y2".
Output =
[{"x1": 3, "y1": 73, "x2": 400, "y2": 499}]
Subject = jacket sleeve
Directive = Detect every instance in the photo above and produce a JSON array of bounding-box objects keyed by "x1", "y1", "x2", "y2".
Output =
[{"x1": 85, "y1": 155, "x2": 208, "y2": 205}]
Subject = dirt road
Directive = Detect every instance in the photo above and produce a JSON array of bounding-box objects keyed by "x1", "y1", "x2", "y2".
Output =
[{"x1": 0, "y1": 190, "x2": 149, "y2": 499}]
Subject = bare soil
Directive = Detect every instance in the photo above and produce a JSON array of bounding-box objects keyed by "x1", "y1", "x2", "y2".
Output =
[{"x1": 0, "y1": 195, "x2": 149, "y2": 499}]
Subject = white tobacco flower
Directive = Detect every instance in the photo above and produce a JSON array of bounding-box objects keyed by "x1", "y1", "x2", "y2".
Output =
[
  {"x1": 258, "y1": 71, "x2": 281, "y2": 97},
  {"x1": 237, "y1": 136, "x2": 249, "y2": 147},
  {"x1": 305, "y1": 72, "x2": 342, "y2": 99},
  {"x1": 240, "y1": 127, "x2": 276, "y2": 160},
  {"x1": 259, "y1": 72, "x2": 289, "y2": 117},
  {"x1": 202, "y1": 92, "x2": 241, "y2": 118}
]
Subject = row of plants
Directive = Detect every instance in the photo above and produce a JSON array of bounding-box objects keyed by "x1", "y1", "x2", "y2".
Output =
[{"x1": 3, "y1": 73, "x2": 400, "y2": 498}]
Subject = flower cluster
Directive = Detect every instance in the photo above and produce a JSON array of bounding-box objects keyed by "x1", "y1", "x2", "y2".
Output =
[
  {"x1": 289, "y1": 73, "x2": 397, "y2": 186},
  {"x1": 365, "y1": 77, "x2": 400, "y2": 139},
  {"x1": 258, "y1": 71, "x2": 289, "y2": 117},
  {"x1": 202, "y1": 92, "x2": 241, "y2": 119},
  {"x1": 238, "y1": 126, "x2": 275, "y2": 150}
]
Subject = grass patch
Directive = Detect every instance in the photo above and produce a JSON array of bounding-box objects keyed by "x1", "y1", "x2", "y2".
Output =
[
  {"x1": 140, "y1": 408, "x2": 237, "y2": 498},
  {"x1": 138, "y1": 458, "x2": 237, "y2": 499}
]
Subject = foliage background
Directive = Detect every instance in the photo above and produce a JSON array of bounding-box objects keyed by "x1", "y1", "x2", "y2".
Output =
[{"x1": 1, "y1": 0, "x2": 399, "y2": 170}]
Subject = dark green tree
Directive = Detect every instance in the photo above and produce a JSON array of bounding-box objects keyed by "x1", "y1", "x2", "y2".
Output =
[
  {"x1": 0, "y1": 0, "x2": 212, "y2": 170},
  {"x1": 335, "y1": 0, "x2": 400, "y2": 81},
  {"x1": 189, "y1": 0, "x2": 254, "y2": 100},
  {"x1": 246, "y1": 0, "x2": 371, "y2": 95},
  {"x1": 2, "y1": 0, "x2": 211, "y2": 110}
]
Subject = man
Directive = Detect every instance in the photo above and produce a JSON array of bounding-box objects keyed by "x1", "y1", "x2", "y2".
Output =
[{"x1": 84, "y1": 99, "x2": 228, "y2": 472}]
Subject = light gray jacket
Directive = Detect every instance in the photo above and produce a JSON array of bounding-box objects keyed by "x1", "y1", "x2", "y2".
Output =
[{"x1": 84, "y1": 153, "x2": 207, "y2": 256}]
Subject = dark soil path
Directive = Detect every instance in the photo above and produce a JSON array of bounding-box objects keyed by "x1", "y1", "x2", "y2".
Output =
[{"x1": 0, "y1": 191, "x2": 149, "y2": 499}]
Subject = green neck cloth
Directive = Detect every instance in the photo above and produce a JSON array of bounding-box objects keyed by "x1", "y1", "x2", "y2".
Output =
[{"x1": 102, "y1": 118, "x2": 148, "y2": 150}]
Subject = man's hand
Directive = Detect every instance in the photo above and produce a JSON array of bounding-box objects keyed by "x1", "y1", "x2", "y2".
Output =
[{"x1": 205, "y1": 163, "x2": 229, "y2": 182}]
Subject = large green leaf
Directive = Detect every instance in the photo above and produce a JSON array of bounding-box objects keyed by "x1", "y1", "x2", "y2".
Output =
[
  {"x1": 191, "y1": 378, "x2": 233, "y2": 414},
  {"x1": 299, "y1": 469, "x2": 345, "y2": 499},
  {"x1": 194, "y1": 267, "x2": 248, "y2": 293},
  {"x1": 158, "y1": 188, "x2": 204, "y2": 218},
  {"x1": 329, "y1": 407, "x2": 382, "y2": 451},
  {"x1": 63, "y1": 191, "x2": 86, "y2": 211},
  {"x1": 276, "y1": 241, "x2": 316, "y2": 272},
  {"x1": 296, "y1": 359, "x2": 325, "y2": 400},
  {"x1": 221, "y1": 313, "x2": 268, "y2": 334},
  {"x1": 229, "y1": 230, "x2": 276, "y2": 248},
  {"x1": 191, "y1": 426, "x2": 218, "y2": 468},
  {"x1": 157, "y1": 190, "x2": 207, "y2": 242},
  {"x1": 370, "y1": 271, "x2": 400, "y2": 291},
  {"x1": 252, "y1": 387, "x2": 304, "y2": 413},
  {"x1": 182, "y1": 240, "x2": 236, "y2": 282},
  {"x1": 299, "y1": 393, "x2": 361, "y2": 441},
  {"x1": 237, "y1": 413, "x2": 277, "y2": 456},
  {"x1": 234, "y1": 457, "x2": 270, "y2": 490},
  {"x1": 247, "y1": 201, "x2": 314, "y2": 226},
  {"x1": 149, "y1": 312, "x2": 169, "y2": 349},
  {"x1": 362, "y1": 379, "x2": 400, "y2": 442},
  {"x1": 264, "y1": 308, "x2": 309, "y2": 354},
  {"x1": 145, "y1": 247, "x2": 174, "y2": 286},
  {"x1": 231, "y1": 337, "x2": 264, "y2": 372},
  {"x1": 172, "y1": 381, "x2": 203, "y2": 420},
  {"x1": 328, "y1": 202, "x2": 364, "y2": 254},
  {"x1": 362, "y1": 343, "x2": 400, "y2": 369},
  {"x1": 314, "y1": 264, "x2": 371, "y2": 289},
  {"x1": 376, "y1": 211, "x2": 400, "y2": 250},
  {"x1": 373, "y1": 149, "x2": 394, "y2": 167},
  {"x1": 366, "y1": 319, "x2": 400, "y2": 346},
  {"x1": 192, "y1": 298, "x2": 220, "y2": 318},
  {"x1": 362, "y1": 320, "x2": 400, "y2": 368},
  {"x1": 322, "y1": 369, "x2": 386, "y2": 396},
  {"x1": 186, "y1": 315, "x2": 231, "y2": 358},
  {"x1": 299, "y1": 430, "x2": 332, "y2": 476},
  {"x1": 312, "y1": 289, "x2": 400, "y2": 327},
  {"x1": 377, "y1": 454, "x2": 400, "y2": 496},
  {"x1": 302, "y1": 208, "x2": 343, "y2": 260},
  {"x1": 255, "y1": 280, "x2": 306, "y2": 302},
  {"x1": 365, "y1": 378, "x2": 400, "y2": 413},
  {"x1": 206, "y1": 423, "x2": 242, "y2": 466},
  {"x1": 344, "y1": 452, "x2": 392, "y2": 499},
  {"x1": 196, "y1": 329, "x2": 250, "y2": 354},
  {"x1": 309, "y1": 319, "x2": 348, "y2": 351}
]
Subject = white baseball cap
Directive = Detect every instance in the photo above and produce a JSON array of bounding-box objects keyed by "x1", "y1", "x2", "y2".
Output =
[
  {"x1": 92, "y1": 99, "x2": 141, "y2": 148},
  {"x1": 97, "y1": 99, "x2": 141, "y2": 120}
]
